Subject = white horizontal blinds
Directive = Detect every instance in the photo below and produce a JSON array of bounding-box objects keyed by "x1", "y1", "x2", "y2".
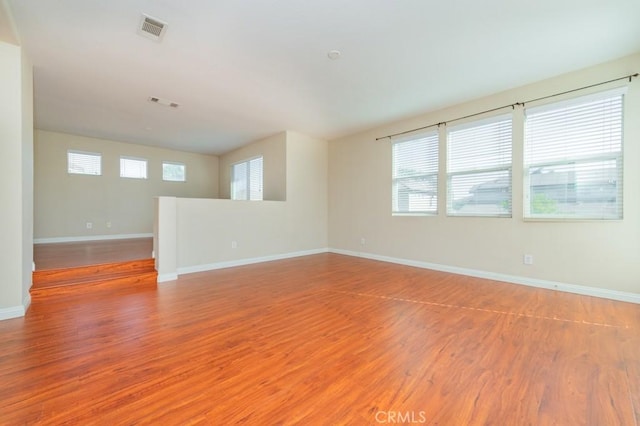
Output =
[
  {"x1": 231, "y1": 161, "x2": 248, "y2": 200},
  {"x1": 524, "y1": 91, "x2": 623, "y2": 219},
  {"x1": 231, "y1": 156, "x2": 263, "y2": 200},
  {"x1": 447, "y1": 115, "x2": 512, "y2": 217},
  {"x1": 392, "y1": 131, "x2": 438, "y2": 214},
  {"x1": 162, "y1": 162, "x2": 186, "y2": 181},
  {"x1": 248, "y1": 157, "x2": 263, "y2": 200},
  {"x1": 68, "y1": 150, "x2": 101, "y2": 175},
  {"x1": 120, "y1": 157, "x2": 147, "y2": 179}
]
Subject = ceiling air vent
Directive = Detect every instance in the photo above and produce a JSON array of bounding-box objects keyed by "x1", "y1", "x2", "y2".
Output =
[
  {"x1": 148, "y1": 96, "x2": 180, "y2": 108},
  {"x1": 138, "y1": 14, "x2": 167, "y2": 42}
]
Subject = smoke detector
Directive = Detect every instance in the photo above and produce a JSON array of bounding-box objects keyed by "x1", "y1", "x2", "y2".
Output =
[
  {"x1": 327, "y1": 50, "x2": 341, "y2": 60},
  {"x1": 138, "y1": 14, "x2": 167, "y2": 42},
  {"x1": 148, "y1": 97, "x2": 180, "y2": 108}
]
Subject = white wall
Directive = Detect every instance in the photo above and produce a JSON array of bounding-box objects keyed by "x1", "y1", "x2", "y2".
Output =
[
  {"x1": 156, "y1": 131, "x2": 328, "y2": 279},
  {"x1": 34, "y1": 130, "x2": 219, "y2": 240},
  {"x1": 0, "y1": 41, "x2": 33, "y2": 319},
  {"x1": 329, "y1": 53, "x2": 640, "y2": 297},
  {"x1": 218, "y1": 132, "x2": 287, "y2": 201}
]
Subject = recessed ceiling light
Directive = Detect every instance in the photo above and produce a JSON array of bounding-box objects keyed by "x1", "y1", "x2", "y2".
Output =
[{"x1": 327, "y1": 50, "x2": 341, "y2": 60}]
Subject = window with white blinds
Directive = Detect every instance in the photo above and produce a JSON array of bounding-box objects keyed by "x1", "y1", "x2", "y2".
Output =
[
  {"x1": 392, "y1": 131, "x2": 439, "y2": 214},
  {"x1": 232, "y1": 156, "x2": 263, "y2": 200},
  {"x1": 524, "y1": 90, "x2": 624, "y2": 219},
  {"x1": 447, "y1": 115, "x2": 512, "y2": 217},
  {"x1": 67, "y1": 150, "x2": 101, "y2": 176},
  {"x1": 120, "y1": 157, "x2": 148, "y2": 179}
]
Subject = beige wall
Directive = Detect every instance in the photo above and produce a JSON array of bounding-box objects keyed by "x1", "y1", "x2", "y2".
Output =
[
  {"x1": 34, "y1": 130, "x2": 219, "y2": 240},
  {"x1": 21, "y1": 45, "x2": 33, "y2": 306},
  {"x1": 329, "y1": 53, "x2": 640, "y2": 295},
  {"x1": 0, "y1": 41, "x2": 33, "y2": 316},
  {"x1": 218, "y1": 132, "x2": 287, "y2": 201},
  {"x1": 164, "y1": 131, "x2": 327, "y2": 274},
  {"x1": 286, "y1": 131, "x2": 328, "y2": 248}
]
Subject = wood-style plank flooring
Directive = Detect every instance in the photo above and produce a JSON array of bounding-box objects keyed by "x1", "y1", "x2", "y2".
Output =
[
  {"x1": 33, "y1": 238, "x2": 153, "y2": 270},
  {"x1": 2, "y1": 253, "x2": 639, "y2": 424}
]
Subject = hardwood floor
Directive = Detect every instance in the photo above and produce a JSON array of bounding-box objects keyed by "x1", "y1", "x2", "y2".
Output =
[
  {"x1": 33, "y1": 238, "x2": 153, "y2": 270},
  {"x1": 2, "y1": 253, "x2": 639, "y2": 424}
]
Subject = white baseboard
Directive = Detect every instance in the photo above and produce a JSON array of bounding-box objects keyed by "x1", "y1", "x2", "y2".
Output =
[
  {"x1": 157, "y1": 273, "x2": 178, "y2": 283},
  {"x1": 0, "y1": 304, "x2": 26, "y2": 321},
  {"x1": 0, "y1": 293, "x2": 32, "y2": 322},
  {"x1": 329, "y1": 248, "x2": 640, "y2": 305},
  {"x1": 177, "y1": 248, "x2": 330, "y2": 276},
  {"x1": 23, "y1": 293, "x2": 31, "y2": 314},
  {"x1": 34, "y1": 233, "x2": 153, "y2": 244}
]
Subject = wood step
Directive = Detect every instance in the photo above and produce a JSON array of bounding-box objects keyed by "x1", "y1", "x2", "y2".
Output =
[
  {"x1": 30, "y1": 271, "x2": 157, "y2": 298},
  {"x1": 33, "y1": 258, "x2": 155, "y2": 287},
  {"x1": 31, "y1": 258, "x2": 157, "y2": 299}
]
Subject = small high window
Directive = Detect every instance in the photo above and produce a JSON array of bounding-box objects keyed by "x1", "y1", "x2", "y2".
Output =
[
  {"x1": 68, "y1": 150, "x2": 101, "y2": 176},
  {"x1": 163, "y1": 161, "x2": 186, "y2": 182},
  {"x1": 120, "y1": 157, "x2": 148, "y2": 179}
]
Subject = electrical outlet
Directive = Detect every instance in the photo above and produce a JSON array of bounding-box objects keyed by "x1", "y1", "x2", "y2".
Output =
[
  {"x1": 106, "y1": 221, "x2": 112, "y2": 228},
  {"x1": 86, "y1": 222, "x2": 93, "y2": 229},
  {"x1": 360, "y1": 237, "x2": 366, "y2": 245},
  {"x1": 231, "y1": 241, "x2": 238, "y2": 249},
  {"x1": 523, "y1": 254, "x2": 533, "y2": 265}
]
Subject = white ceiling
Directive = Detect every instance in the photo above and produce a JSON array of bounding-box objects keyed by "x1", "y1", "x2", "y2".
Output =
[{"x1": 7, "y1": 0, "x2": 640, "y2": 155}]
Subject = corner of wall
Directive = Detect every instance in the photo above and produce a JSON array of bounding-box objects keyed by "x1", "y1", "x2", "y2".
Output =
[{"x1": 0, "y1": 0, "x2": 21, "y2": 46}]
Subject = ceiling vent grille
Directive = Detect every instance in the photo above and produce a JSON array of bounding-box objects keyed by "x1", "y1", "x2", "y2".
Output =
[
  {"x1": 148, "y1": 96, "x2": 180, "y2": 108},
  {"x1": 138, "y1": 14, "x2": 167, "y2": 41}
]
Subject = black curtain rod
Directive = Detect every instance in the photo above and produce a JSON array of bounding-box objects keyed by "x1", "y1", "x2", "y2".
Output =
[{"x1": 376, "y1": 72, "x2": 639, "y2": 141}]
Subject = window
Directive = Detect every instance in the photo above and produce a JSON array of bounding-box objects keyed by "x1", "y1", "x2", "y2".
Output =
[
  {"x1": 68, "y1": 150, "x2": 101, "y2": 175},
  {"x1": 392, "y1": 131, "x2": 439, "y2": 214},
  {"x1": 447, "y1": 115, "x2": 513, "y2": 217},
  {"x1": 524, "y1": 90, "x2": 623, "y2": 219},
  {"x1": 120, "y1": 157, "x2": 148, "y2": 179},
  {"x1": 163, "y1": 161, "x2": 186, "y2": 182},
  {"x1": 232, "y1": 156, "x2": 263, "y2": 200}
]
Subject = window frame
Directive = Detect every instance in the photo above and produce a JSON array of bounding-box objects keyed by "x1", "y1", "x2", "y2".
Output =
[
  {"x1": 391, "y1": 130, "x2": 439, "y2": 216},
  {"x1": 119, "y1": 156, "x2": 148, "y2": 180},
  {"x1": 523, "y1": 89, "x2": 624, "y2": 221},
  {"x1": 67, "y1": 150, "x2": 102, "y2": 176},
  {"x1": 162, "y1": 161, "x2": 187, "y2": 182},
  {"x1": 446, "y1": 113, "x2": 513, "y2": 218},
  {"x1": 231, "y1": 155, "x2": 263, "y2": 201}
]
